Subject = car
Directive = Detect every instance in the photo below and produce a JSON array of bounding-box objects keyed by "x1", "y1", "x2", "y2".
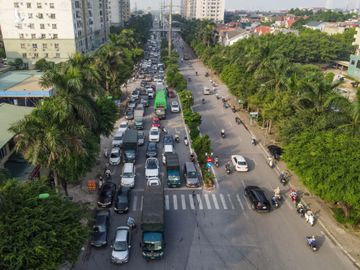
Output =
[
  {"x1": 244, "y1": 186, "x2": 271, "y2": 212},
  {"x1": 112, "y1": 132, "x2": 123, "y2": 147},
  {"x1": 231, "y1": 155, "x2": 249, "y2": 172},
  {"x1": 118, "y1": 121, "x2": 129, "y2": 134},
  {"x1": 140, "y1": 80, "x2": 147, "y2": 87},
  {"x1": 149, "y1": 127, "x2": 160, "y2": 142},
  {"x1": 131, "y1": 90, "x2": 140, "y2": 100},
  {"x1": 168, "y1": 90, "x2": 176, "y2": 98},
  {"x1": 146, "y1": 88, "x2": 154, "y2": 98},
  {"x1": 170, "y1": 101, "x2": 180, "y2": 112},
  {"x1": 90, "y1": 209, "x2": 110, "y2": 247},
  {"x1": 114, "y1": 187, "x2": 130, "y2": 214},
  {"x1": 97, "y1": 182, "x2": 116, "y2": 208},
  {"x1": 147, "y1": 177, "x2": 161, "y2": 186},
  {"x1": 267, "y1": 145, "x2": 283, "y2": 160},
  {"x1": 111, "y1": 226, "x2": 131, "y2": 264},
  {"x1": 146, "y1": 142, "x2": 158, "y2": 157},
  {"x1": 145, "y1": 157, "x2": 160, "y2": 178},
  {"x1": 137, "y1": 130, "x2": 145, "y2": 146},
  {"x1": 127, "y1": 101, "x2": 136, "y2": 110},
  {"x1": 109, "y1": 147, "x2": 121, "y2": 165},
  {"x1": 151, "y1": 117, "x2": 161, "y2": 128},
  {"x1": 163, "y1": 134, "x2": 173, "y2": 146},
  {"x1": 140, "y1": 96, "x2": 149, "y2": 107},
  {"x1": 120, "y1": 163, "x2": 136, "y2": 188},
  {"x1": 125, "y1": 109, "x2": 134, "y2": 120}
]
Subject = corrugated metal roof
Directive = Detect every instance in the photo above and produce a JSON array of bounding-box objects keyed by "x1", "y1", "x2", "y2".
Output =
[{"x1": 0, "y1": 103, "x2": 33, "y2": 149}]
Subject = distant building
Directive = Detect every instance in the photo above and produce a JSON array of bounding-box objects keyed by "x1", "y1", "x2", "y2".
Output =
[
  {"x1": 218, "y1": 29, "x2": 251, "y2": 46},
  {"x1": 303, "y1": 21, "x2": 325, "y2": 31},
  {"x1": 181, "y1": 0, "x2": 224, "y2": 23},
  {"x1": 322, "y1": 23, "x2": 346, "y2": 35},
  {"x1": 110, "y1": 0, "x2": 131, "y2": 27},
  {"x1": 0, "y1": 70, "x2": 54, "y2": 106},
  {"x1": 348, "y1": 27, "x2": 360, "y2": 80},
  {"x1": 254, "y1": 25, "x2": 272, "y2": 35},
  {"x1": 0, "y1": 103, "x2": 33, "y2": 167},
  {"x1": 0, "y1": 0, "x2": 110, "y2": 68}
]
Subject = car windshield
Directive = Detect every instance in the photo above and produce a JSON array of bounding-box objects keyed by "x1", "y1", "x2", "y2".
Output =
[
  {"x1": 111, "y1": 152, "x2": 120, "y2": 158},
  {"x1": 114, "y1": 240, "x2": 128, "y2": 252},
  {"x1": 114, "y1": 135, "x2": 122, "y2": 140},
  {"x1": 147, "y1": 160, "x2": 158, "y2": 169},
  {"x1": 94, "y1": 225, "x2": 106, "y2": 233},
  {"x1": 188, "y1": 171, "x2": 197, "y2": 178},
  {"x1": 150, "y1": 130, "x2": 158, "y2": 135},
  {"x1": 164, "y1": 136, "x2": 172, "y2": 144},
  {"x1": 143, "y1": 241, "x2": 162, "y2": 251},
  {"x1": 117, "y1": 195, "x2": 128, "y2": 203},
  {"x1": 153, "y1": 119, "x2": 159, "y2": 124},
  {"x1": 120, "y1": 124, "x2": 127, "y2": 129},
  {"x1": 238, "y1": 161, "x2": 247, "y2": 166},
  {"x1": 138, "y1": 133, "x2": 144, "y2": 139}
]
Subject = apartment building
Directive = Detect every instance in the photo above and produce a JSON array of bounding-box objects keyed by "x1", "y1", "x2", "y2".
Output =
[
  {"x1": 0, "y1": 0, "x2": 110, "y2": 68},
  {"x1": 109, "y1": 0, "x2": 131, "y2": 27},
  {"x1": 181, "y1": 0, "x2": 224, "y2": 22}
]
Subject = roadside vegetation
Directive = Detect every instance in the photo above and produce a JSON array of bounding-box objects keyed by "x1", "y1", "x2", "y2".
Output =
[{"x1": 178, "y1": 16, "x2": 360, "y2": 226}]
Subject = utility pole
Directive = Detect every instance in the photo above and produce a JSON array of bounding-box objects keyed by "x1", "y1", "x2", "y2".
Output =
[{"x1": 168, "y1": 0, "x2": 173, "y2": 57}]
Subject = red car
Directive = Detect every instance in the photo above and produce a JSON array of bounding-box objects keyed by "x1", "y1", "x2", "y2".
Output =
[{"x1": 152, "y1": 117, "x2": 161, "y2": 128}]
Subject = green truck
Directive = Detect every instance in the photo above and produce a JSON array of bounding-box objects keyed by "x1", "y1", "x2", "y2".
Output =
[
  {"x1": 141, "y1": 182, "x2": 165, "y2": 260},
  {"x1": 166, "y1": 153, "x2": 181, "y2": 187},
  {"x1": 154, "y1": 89, "x2": 167, "y2": 119}
]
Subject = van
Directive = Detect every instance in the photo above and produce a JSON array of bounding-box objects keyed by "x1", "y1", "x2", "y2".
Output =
[
  {"x1": 183, "y1": 162, "x2": 200, "y2": 188},
  {"x1": 121, "y1": 163, "x2": 136, "y2": 188}
]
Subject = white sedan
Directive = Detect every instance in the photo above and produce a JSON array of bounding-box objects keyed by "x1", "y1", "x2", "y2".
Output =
[
  {"x1": 171, "y1": 101, "x2": 180, "y2": 113},
  {"x1": 118, "y1": 121, "x2": 129, "y2": 134},
  {"x1": 149, "y1": 127, "x2": 160, "y2": 142},
  {"x1": 145, "y1": 158, "x2": 160, "y2": 178},
  {"x1": 231, "y1": 155, "x2": 249, "y2": 172},
  {"x1": 109, "y1": 147, "x2": 121, "y2": 165}
]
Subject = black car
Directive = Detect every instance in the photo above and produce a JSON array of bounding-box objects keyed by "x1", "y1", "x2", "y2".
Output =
[
  {"x1": 267, "y1": 145, "x2": 283, "y2": 160},
  {"x1": 163, "y1": 134, "x2": 173, "y2": 146},
  {"x1": 97, "y1": 182, "x2": 116, "y2": 208},
  {"x1": 114, "y1": 187, "x2": 131, "y2": 214},
  {"x1": 244, "y1": 186, "x2": 271, "y2": 212},
  {"x1": 146, "y1": 142, "x2": 158, "y2": 157},
  {"x1": 90, "y1": 209, "x2": 110, "y2": 247},
  {"x1": 125, "y1": 109, "x2": 134, "y2": 120}
]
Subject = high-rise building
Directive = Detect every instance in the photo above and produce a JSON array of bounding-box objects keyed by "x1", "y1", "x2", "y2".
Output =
[
  {"x1": 0, "y1": 0, "x2": 110, "y2": 68},
  {"x1": 181, "y1": 0, "x2": 224, "y2": 22},
  {"x1": 109, "y1": 0, "x2": 131, "y2": 27}
]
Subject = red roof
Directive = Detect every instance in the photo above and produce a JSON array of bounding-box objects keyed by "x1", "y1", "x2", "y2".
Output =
[{"x1": 254, "y1": 26, "x2": 272, "y2": 35}]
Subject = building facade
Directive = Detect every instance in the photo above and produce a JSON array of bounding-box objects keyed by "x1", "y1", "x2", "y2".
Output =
[
  {"x1": 182, "y1": 0, "x2": 224, "y2": 22},
  {"x1": 348, "y1": 27, "x2": 360, "y2": 80},
  {"x1": 109, "y1": 0, "x2": 131, "y2": 27},
  {"x1": 0, "y1": 0, "x2": 110, "y2": 68}
]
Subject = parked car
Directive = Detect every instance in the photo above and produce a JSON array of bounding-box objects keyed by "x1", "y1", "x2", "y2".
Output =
[
  {"x1": 90, "y1": 209, "x2": 110, "y2": 247},
  {"x1": 170, "y1": 101, "x2": 180, "y2": 112},
  {"x1": 244, "y1": 186, "x2": 271, "y2": 212},
  {"x1": 146, "y1": 142, "x2": 158, "y2": 157},
  {"x1": 111, "y1": 226, "x2": 131, "y2": 264},
  {"x1": 125, "y1": 109, "x2": 134, "y2": 120},
  {"x1": 151, "y1": 117, "x2": 161, "y2": 128},
  {"x1": 137, "y1": 130, "x2": 145, "y2": 146},
  {"x1": 114, "y1": 187, "x2": 130, "y2": 214},
  {"x1": 118, "y1": 121, "x2": 129, "y2": 134},
  {"x1": 149, "y1": 127, "x2": 160, "y2": 142},
  {"x1": 267, "y1": 145, "x2": 283, "y2": 160},
  {"x1": 145, "y1": 157, "x2": 160, "y2": 178},
  {"x1": 109, "y1": 147, "x2": 121, "y2": 165},
  {"x1": 231, "y1": 155, "x2": 249, "y2": 172},
  {"x1": 97, "y1": 182, "x2": 116, "y2": 208}
]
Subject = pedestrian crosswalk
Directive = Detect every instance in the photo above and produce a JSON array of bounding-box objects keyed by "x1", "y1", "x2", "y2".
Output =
[{"x1": 130, "y1": 192, "x2": 252, "y2": 212}]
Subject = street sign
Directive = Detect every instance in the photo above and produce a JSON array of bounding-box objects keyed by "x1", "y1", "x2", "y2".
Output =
[{"x1": 207, "y1": 162, "x2": 213, "y2": 168}]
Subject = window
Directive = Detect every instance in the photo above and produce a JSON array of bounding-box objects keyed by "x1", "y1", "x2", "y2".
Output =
[
  {"x1": 44, "y1": 53, "x2": 49, "y2": 57},
  {"x1": 356, "y1": 61, "x2": 360, "y2": 69},
  {"x1": 32, "y1": 44, "x2": 38, "y2": 48},
  {"x1": 34, "y1": 53, "x2": 39, "y2": 58},
  {"x1": 22, "y1": 53, "x2": 27, "y2": 58},
  {"x1": 49, "y1": 3, "x2": 55, "y2": 8},
  {"x1": 14, "y1": 3, "x2": 20, "y2": 8},
  {"x1": 19, "y1": 33, "x2": 24, "y2": 39},
  {"x1": 351, "y1": 60, "x2": 355, "y2": 65},
  {"x1": 41, "y1": 34, "x2": 46, "y2": 39},
  {"x1": 56, "y1": 53, "x2": 61, "y2": 58},
  {"x1": 53, "y1": 34, "x2": 58, "y2": 39},
  {"x1": 37, "y1": 3, "x2": 42, "y2": 8},
  {"x1": 20, "y1": 43, "x2": 25, "y2": 49},
  {"x1": 50, "y1": 14, "x2": 56, "y2": 19},
  {"x1": 52, "y1": 24, "x2": 57, "y2": 29},
  {"x1": 27, "y1": 2, "x2": 31, "y2": 8},
  {"x1": 54, "y1": 43, "x2": 59, "y2": 49},
  {"x1": 31, "y1": 34, "x2": 36, "y2": 39},
  {"x1": 75, "y1": 1, "x2": 80, "y2": 8},
  {"x1": 43, "y1": 43, "x2": 47, "y2": 49},
  {"x1": 37, "y1": 13, "x2": 43, "y2": 19},
  {"x1": 29, "y1": 23, "x2": 34, "y2": 29},
  {"x1": 28, "y1": 13, "x2": 33, "y2": 19},
  {"x1": 40, "y1": 24, "x2": 45, "y2": 29}
]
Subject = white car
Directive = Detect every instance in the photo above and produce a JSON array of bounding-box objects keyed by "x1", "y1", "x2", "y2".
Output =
[
  {"x1": 231, "y1": 155, "x2": 249, "y2": 172},
  {"x1": 149, "y1": 127, "x2": 160, "y2": 142},
  {"x1": 111, "y1": 226, "x2": 131, "y2": 264},
  {"x1": 112, "y1": 132, "x2": 123, "y2": 147},
  {"x1": 145, "y1": 158, "x2": 160, "y2": 178},
  {"x1": 146, "y1": 88, "x2": 154, "y2": 98},
  {"x1": 109, "y1": 147, "x2": 121, "y2": 165},
  {"x1": 121, "y1": 163, "x2": 136, "y2": 188},
  {"x1": 147, "y1": 177, "x2": 161, "y2": 186},
  {"x1": 171, "y1": 101, "x2": 180, "y2": 113},
  {"x1": 118, "y1": 121, "x2": 129, "y2": 134}
]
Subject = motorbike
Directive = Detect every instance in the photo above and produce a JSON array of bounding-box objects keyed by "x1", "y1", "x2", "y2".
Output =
[
  {"x1": 188, "y1": 77, "x2": 191, "y2": 82},
  {"x1": 216, "y1": 94, "x2": 221, "y2": 100},
  {"x1": 235, "y1": 117, "x2": 242, "y2": 125},
  {"x1": 105, "y1": 169, "x2": 111, "y2": 179},
  {"x1": 205, "y1": 72, "x2": 209, "y2": 77},
  {"x1": 296, "y1": 202, "x2": 306, "y2": 217},
  {"x1": 202, "y1": 98, "x2": 205, "y2": 104},
  {"x1": 251, "y1": 138, "x2": 257, "y2": 146},
  {"x1": 306, "y1": 236, "x2": 318, "y2": 251},
  {"x1": 267, "y1": 157, "x2": 275, "y2": 168},
  {"x1": 175, "y1": 134, "x2": 180, "y2": 143},
  {"x1": 221, "y1": 130, "x2": 225, "y2": 138},
  {"x1": 195, "y1": 71, "x2": 198, "y2": 76},
  {"x1": 279, "y1": 171, "x2": 288, "y2": 185},
  {"x1": 223, "y1": 102, "x2": 229, "y2": 109},
  {"x1": 232, "y1": 107, "x2": 237, "y2": 113},
  {"x1": 289, "y1": 190, "x2": 298, "y2": 204},
  {"x1": 271, "y1": 196, "x2": 280, "y2": 208},
  {"x1": 225, "y1": 163, "x2": 232, "y2": 175},
  {"x1": 190, "y1": 154, "x2": 196, "y2": 163},
  {"x1": 305, "y1": 210, "x2": 315, "y2": 226},
  {"x1": 214, "y1": 157, "x2": 219, "y2": 167},
  {"x1": 127, "y1": 217, "x2": 136, "y2": 229},
  {"x1": 184, "y1": 137, "x2": 189, "y2": 146}
]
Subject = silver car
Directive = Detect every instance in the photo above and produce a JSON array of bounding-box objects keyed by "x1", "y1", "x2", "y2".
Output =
[{"x1": 111, "y1": 226, "x2": 131, "y2": 264}]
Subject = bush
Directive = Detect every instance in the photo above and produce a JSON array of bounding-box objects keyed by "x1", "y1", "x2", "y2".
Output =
[{"x1": 193, "y1": 135, "x2": 211, "y2": 165}]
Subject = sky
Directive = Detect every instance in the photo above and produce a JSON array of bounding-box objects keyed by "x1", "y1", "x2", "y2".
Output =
[{"x1": 132, "y1": 0, "x2": 360, "y2": 12}]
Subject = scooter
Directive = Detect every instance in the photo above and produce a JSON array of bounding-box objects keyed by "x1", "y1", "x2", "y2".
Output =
[
  {"x1": 306, "y1": 236, "x2": 318, "y2": 251},
  {"x1": 202, "y1": 98, "x2": 205, "y2": 104},
  {"x1": 225, "y1": 163, "x2": 232, "y2": 175},
  {"x1": 296, "y1": 202, "x2": 306, "y2": 217},
  {"x1": 105, "y1": 169, "x2": 111, "y2": 179},
  {"x1": 271, "y1": 196, "x2": 280, "y2": 208},
  {"x1": 175, "y1": 135, "x2": 180, "y2": 143},
  {"x1": 127, "y1": 217, "x2": 136, "y2": 229},
  {"x1": 235, "y1": 117, "x2": 242, "y2": 125},
  {"x1": 184, "y1": 137, "x2": 189, "y2": 146},
  {"x1": 279, "y1": 172, "x2": 288, "y2": 185},
  {"x1": 251, "y1": 138, "x2": 257, "y2": 146},
  {"x1": 214, "y1": 158, "x2": 219, "y2": 167}
]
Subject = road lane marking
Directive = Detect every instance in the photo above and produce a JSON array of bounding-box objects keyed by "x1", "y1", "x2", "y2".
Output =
[
  {"x1": 132, "y1": 195, "x2": 138, "y2": 211},
  {"x1": 227, "y1": 194, "x2": 235, "y2": 209},
  {"x1": 196, "y1": 194, "x2": 203, "y2": 210},
  {"x1": 181, "y1": 194, "x2": 186, "y2": 210},
  {"x1": 165, "y1": 195, "x2": 170, "y2": 210},
  {"x1": 212, "y1": 194, "x2": 220, "y2": 209},
  {"x1": 140, "y1": 195, "x2": 143, "y2": 211},
  {"x1": 220, "y1": 194, "x2": 228, "y2": 210},
  {"x1": 189, "y1": 194, "x2": 195, "y2": 210},
  {"x1": 204, "y1": 193, "x2": 211, "y2": 210},
  {"x1": 236, "y1": 194, "x2": 244, "y2": 210},
  {"x1": 173, "y1": 194, "x2": 178, "y2": 210}
]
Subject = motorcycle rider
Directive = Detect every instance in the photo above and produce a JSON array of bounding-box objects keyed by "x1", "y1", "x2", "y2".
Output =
[
  {"x1": 268, "y1": 156, "x2": 274, "y2": 168},
  {"x1": 251, "y1": 137, "x2": 257, "y2": 145},
  {"x1": 307, "y1": 235, "x2": 316, "y2": 247},
  {"x1": 202, "y1": 98, "x2": 205, "y2": 104},
  {"x1": 195, "y1": 71, "x2": 198, "y2": 76},
  {"x1": 289, "y1": 189, "x2": 297, "y2": 202},
  {"x1": 127, "y1": 217, "x2": 136, "y2": 229},
  {"x1": 305, "y1": 209, "x2": 315, "y2": 225},
  {"x1": 221, "y1": 129, "x2": 225, "y2": 137},
  {"x1": 274, "y1": 186, "x2": 281, "y2": 200},
  {"x1": 214, "y1": 156, "x2": 219, "y2": 166},
  {"x1": 225, "y1": 161, "x2": 231, "y2": 173}
]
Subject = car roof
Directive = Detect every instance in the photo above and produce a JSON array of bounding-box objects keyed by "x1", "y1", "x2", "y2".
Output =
[
  {"x1": 115, "y1": 226, "x2": 129, "y2": 241},
  {"x1": 123, "y1": 163, "x2": 134, "y2": 171},
  {"x1": 150, "y1": 126, "x2": 159, "y2": 131},
  {"x1": 111, "y1": 147, "x2": 120, "y2": 153},
  {"x1": 232, "y1": 155, "x2": 245, "y2": 161}
]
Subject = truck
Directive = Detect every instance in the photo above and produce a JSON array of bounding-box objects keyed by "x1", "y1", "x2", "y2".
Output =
[
  {"x1": 166, "y1": 153, "x2": 181, "y2": 187},
  {"x1": 141, "y1": 182, "x2": 165, "y2": 260},
  {"x1": 154, "y1": 89, "x2": 167, "y2": 119},
  {"x1": 121, "y1": 129, "x2": 138, "y2": 163},
  {"x1": 134, "y1": 110, "x2": 144, "y2": 130}
]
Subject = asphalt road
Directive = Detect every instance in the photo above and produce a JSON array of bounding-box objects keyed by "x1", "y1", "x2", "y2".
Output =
[{"x1": 74, "y1": 34, "x2": 356, "y2": 270}]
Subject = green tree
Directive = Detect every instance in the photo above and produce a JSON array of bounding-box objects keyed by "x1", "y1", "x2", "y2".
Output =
[{"x1": 35, "y1": 58, "x2": 55, "y2": 71}]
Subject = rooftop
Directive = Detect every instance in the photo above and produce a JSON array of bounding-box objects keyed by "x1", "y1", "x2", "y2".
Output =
[
  {"x1": 0, "y1": 103, "x2": 33, "y2": 149},
  {"x1": 0, "y1": 70, "x2": 53, "y2": 98}
]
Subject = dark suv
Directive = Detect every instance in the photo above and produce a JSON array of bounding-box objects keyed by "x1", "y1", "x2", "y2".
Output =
[{"x1": 244, "y1": 186, "x2": 270, "y2": 212}]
